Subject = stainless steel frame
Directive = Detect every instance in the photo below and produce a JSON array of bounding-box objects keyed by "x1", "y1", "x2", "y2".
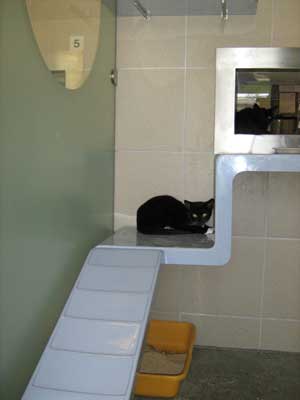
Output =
[{"x1": 214, "y1": 48, "x2": 300, "y2": 154}]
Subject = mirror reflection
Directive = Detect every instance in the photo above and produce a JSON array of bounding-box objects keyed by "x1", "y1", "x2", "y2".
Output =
[
  {"x1": 235, "y1": 69, "x2": 300, "y2": 135},
  {"x1": 26, "y1": 0, "x2": 101, "y2": 90}
]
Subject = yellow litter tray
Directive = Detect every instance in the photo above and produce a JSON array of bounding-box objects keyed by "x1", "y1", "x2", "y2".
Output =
[{"x1": 134, "y1": 320, "x2": 196, "y2": 398}]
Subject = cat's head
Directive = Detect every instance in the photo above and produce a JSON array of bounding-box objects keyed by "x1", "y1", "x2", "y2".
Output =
[
  {"x1": 184, "y1": 198, "x2": 215, "y2": 226},
  {"x1": 253, "y1": 104, "x2": 276, "y2": 129}
]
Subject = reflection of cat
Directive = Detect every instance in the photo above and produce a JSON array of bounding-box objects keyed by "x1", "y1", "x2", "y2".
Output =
[
  {"x1": 236, "y1": 104, "x2": 275, "y2": 134},
  {"x1": 137, "y1": 195, "x2": 214, "y2": 235}
]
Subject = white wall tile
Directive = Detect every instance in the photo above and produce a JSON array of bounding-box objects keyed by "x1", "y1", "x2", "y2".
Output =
[
  {"x1": 184, "y1": 152, "x2": 214, "y2": 202},
  {"x1": 149, "y1": 311, "x2": 179, "y2": 321},
  {"x1": 117, "y1": 16, "x2": 186, "y2": 68},
  {"x1": 232, "y1": 172, "x2": 268, "y2": 237},
  {"x1": 272, "y1": 0, "x2": 300, "y2": 47},
  {"x1": 116, "y1": 69, "x2": 184, "y2": 151},
  {"x1": 267, "y1": 173, "x2": 300, "y2": 239},
  {"x1": 261, "y1": 319, "x2": 300, "y2": 353},
  {"x1": 115, "y1": 0, "x2": 300, "y2": 352},
  {"x1": 263, "y1": 239, "x2": 300, "y2": 320},
  {"x1": 179, "y1": 238, "x2": 264, "y2": 317},
  {"x1": 151, "y1": 264, "x2": 182, "y2": 314},
  {"x1": 184, "y1": 69, "x2": 215, "y2": 152},
  {"x1": 115, "y1": 151, "x2": 184, "y2": 217},
  {"x1": 181, "y1": 313, "x2": 260, "y2": 349},
  {"x1": 186, "y1": 16, "x2": 225, "y2": 69}
]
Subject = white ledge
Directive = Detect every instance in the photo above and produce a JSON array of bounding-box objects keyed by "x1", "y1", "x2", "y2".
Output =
[{"x1": 100, "y1": 154, "x2": 300, "y2": 266}]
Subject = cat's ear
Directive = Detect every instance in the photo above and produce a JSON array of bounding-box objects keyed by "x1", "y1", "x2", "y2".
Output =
[
  {"x1": 253, "y1": 103, "x2": 260, "y2": 110},
  {"x1": 184, "y1": 200, "x2": 191, "y2": 210},
  {"x1": 207, "y1": 198, "x2": 215, "y2": 209}
]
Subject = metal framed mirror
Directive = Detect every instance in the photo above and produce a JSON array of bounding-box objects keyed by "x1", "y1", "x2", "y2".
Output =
[{"x1": 26, "y1": 0, "x2": 101, "y2": 90}]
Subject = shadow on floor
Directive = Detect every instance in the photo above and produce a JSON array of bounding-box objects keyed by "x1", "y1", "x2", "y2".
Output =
[{"x1": 135, "y1": 347, "x2": 300, "y2": 400}]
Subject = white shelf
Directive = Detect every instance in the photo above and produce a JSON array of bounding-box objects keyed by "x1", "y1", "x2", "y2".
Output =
[
  {"x1": 117, "y1": 0, "x2": 258, "y2": 17},
  {"x1": 101, "y1": 154, "x2": 300, "y2": 266}
]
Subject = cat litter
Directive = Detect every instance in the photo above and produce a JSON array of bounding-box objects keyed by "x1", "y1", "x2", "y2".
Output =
[{"x1": 135, "y1": 320, "x2": 196, "y2": 398}]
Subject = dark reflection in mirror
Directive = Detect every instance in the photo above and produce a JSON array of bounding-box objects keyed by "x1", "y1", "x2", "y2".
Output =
[{"x1": 235, "y1": 69, "x2": 300, "y2": 135}]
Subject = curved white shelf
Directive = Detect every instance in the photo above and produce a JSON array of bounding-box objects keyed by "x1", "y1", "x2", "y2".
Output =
[{"x1": 101, "y1": 154, "x2": 300, "y2": 266}]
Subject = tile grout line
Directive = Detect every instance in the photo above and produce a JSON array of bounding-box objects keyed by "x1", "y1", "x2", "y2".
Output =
[
  {"x1": 270, "y1": 0, "x2": 275, "y2": 46},
  {"x1": 258, "y1": 173, "x2": 270, "y2": 349},
  {"x1": 179, "y1": 312, "x2": 259, "y2": 321},
  {"x1": 114, "y1": 17, "x2": 120, "y2": 230},
  {"x1": 117, "y1": 66, "x2": 209, "y2": 71},
  {"x1": 178, "y1": 311, "x2": 300, "y2": 324},
  {"x1": 115, "y1": 149, "x2": 216, "y2": 154},
  {"x1": 182, "y1": 14, "x2": 188, "y2": 200}
]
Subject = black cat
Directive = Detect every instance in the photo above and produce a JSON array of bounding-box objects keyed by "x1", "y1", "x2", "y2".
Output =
[
  {"x1": 235, "y1": 104, "x2": 275, "y2": 134},
  {"x1": 137, "y1": 195, "x2": 214, "y2": 235}
]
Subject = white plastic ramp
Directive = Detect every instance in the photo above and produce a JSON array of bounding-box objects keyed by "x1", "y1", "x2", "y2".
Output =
[{"x1": 22, "y1": 248, "x2": 163, "y2": 400}]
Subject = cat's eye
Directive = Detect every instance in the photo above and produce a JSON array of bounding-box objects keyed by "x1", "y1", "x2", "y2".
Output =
[
  {"x1": 203, "y1": 213, "x2": 208, "y2": 218},
  {"x1": 192, "y1": 214, "x2": 198, "y2": 219}
]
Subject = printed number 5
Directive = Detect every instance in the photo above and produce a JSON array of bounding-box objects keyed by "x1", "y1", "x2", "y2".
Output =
[
  {"x1": 70, "y1": 36, "x2": 84, "y2": 51},
  {"x1": 74, "y1": 39, "x2": 81, "y2": 48}
]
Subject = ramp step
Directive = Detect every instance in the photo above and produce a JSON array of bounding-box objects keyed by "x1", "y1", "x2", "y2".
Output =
[{"x1": 23, "y1": 248, "x2": 163, "y2": 400}]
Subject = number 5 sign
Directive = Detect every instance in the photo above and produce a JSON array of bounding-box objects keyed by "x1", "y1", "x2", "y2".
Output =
[{"x1": 70, "y1": 36, "x2": 85, "y2": 51}]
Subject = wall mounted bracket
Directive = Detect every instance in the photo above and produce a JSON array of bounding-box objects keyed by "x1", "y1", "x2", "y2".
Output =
[
  {"x1": 118, "y1": 0, "x2": 258, "y2": 18},
  {"x1": 221, "y1": 0, "x2": 229, "y2": 20},
  {"x1": 132, "y1": 0, "x2": 150, "y2": 20}
]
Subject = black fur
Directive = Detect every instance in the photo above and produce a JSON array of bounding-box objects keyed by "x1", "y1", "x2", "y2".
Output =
[
  {"x1": 137, "y1": 195, "x2": 214, "y2": 235},
  {"x1": 235, "y1": 104, "x2": 275, "y2": 134}
]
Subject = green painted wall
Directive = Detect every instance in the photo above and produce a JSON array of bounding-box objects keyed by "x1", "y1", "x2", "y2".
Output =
[{"x1": 0, "y1": 1, "x2": 116, "y2": 398}]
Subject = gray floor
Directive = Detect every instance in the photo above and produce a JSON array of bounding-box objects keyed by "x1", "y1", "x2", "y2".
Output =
[{"x1": 135, "y1": 347, "x2": 300, "y2": 400}]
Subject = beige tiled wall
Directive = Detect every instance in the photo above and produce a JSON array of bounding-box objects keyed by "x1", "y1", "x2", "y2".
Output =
[{"x1": 115, "y1": 0, "x2": 300, "y2": 352}]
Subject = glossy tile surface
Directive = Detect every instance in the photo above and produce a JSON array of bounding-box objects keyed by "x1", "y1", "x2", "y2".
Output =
[
  {"x1": 272, "y1": 0, "x2": 300, "y2": 47},
  {"x1": 184, "y1": 70, "x2": 215, "y2": 152},
  {"x1": 116, "y1": 69, "x2": 184, "y2": 151},
  {"x1": 115, "y1": 0, "x2": 300, "y2": 355},
  {"x1": 184, "y1": 153, "x2": 215, "y2": 202},
  {"x1": 115, "y1": 151, "x2": 185, "y2": 218},
  {"x1": 117, "y1": 16, "x2": 185, "y2": 68},
  {"x1": 261, "y1": 319, "x2": 300, "y2": 353},
  {"x1": 232, "y1": 172, "x2": 268, "y2": 237},
  {"x1": 179, "y1": 238, "x2": 264, "y2": 317},
  {"x1": 267, "y1": 173, "x2": 300, "y2": 238},
  {"x1": 263, "y1": 239, "x2": 300, "y2": 320},
  {"x1": 181, "y1": 314, "x2": 260, "y2": 349}
]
